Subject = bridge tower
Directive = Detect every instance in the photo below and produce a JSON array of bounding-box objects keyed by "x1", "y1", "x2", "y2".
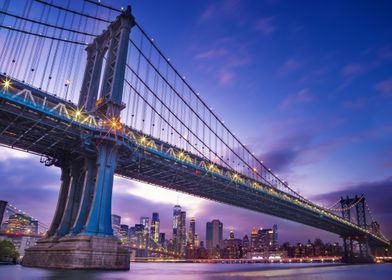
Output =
[
  {"x1": 22, "y1": 6, "x2": 135, "y2": 270},
  {"x1": 340, "y1": 195, "x2": 373, "y2": 263}
]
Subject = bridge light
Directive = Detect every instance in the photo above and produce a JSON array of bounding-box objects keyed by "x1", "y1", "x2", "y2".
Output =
[
  {"x1": 252, "y1": 167, "x2": 257, "y2": 172},
  {"x1": 75, "y1": 110, "x2": 81, "y2": 117},
  {"x1": 2, "y1": 79, "x2": 11, "y2": 90},
  {"x1": 140, "y1": 136, "x2": 146, "y2": 143}
]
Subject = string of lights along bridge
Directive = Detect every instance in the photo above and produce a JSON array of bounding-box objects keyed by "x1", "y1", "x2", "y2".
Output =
[{"x1": 0, "y1": 0, "x2": 389, "y2": 270}]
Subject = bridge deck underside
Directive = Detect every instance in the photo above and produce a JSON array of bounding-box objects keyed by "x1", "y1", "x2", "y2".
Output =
[
  {"x1": 0, "y1": 84, "x2": 387, "y2": 248},
  {"x1": 116, "y1": 146, "x2": 384, "y2": 247}
]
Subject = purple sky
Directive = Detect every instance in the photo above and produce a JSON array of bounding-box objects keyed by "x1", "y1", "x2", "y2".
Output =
[{"x1": 0, "y1": 0, "x2": 391, "y2": 245}]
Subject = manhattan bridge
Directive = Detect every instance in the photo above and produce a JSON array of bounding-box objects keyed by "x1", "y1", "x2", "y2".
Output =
[{"x1": 0, "y1": 0, "x2": 389, "y2": 269}]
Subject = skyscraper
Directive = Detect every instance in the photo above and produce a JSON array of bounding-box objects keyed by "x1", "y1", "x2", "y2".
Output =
[
  {"x1": 206, "y1": 219, "x2": 223, "y2": 251},
  {"x1": 158, "y1": 232, "x2": 166, "y2": 247},
  {"x1": 150, "y1": 212, "x2": 160, "y2": 243},
  {"x1": 194, "y1": 233, "x2": 200, "y2": 248},
  {"x1": 250, "y1": 227, "x2": 257, "y2": 251},
  {"x1": 188, "y1": 218, "x2": 196, "y2": 246},
  {"x1": 111, "y1": 214, "x2": 121, "y2": 237},
  {"x1": 172, "y1": 205, "x2": 182, "y2": 253},
  {"x1": 257, "y1": 227, "x2": 274, "y2": 252},
  {"x1": 272, "y1": 224, "x2": 278, "y2": 250},
  {"x1": 242, "y1": 235, "x2": 250, "y2": 253},
  {"x1": 179, "y1": 211, "x2": 187, "y2": 254},
  {"x1": 140, "y1": 216, "x2": 150, "y2": 233}
]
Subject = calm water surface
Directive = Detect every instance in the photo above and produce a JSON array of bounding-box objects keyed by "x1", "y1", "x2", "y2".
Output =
[{"x1": 1, "y1": 262, "x2": 391, "y2": 280}]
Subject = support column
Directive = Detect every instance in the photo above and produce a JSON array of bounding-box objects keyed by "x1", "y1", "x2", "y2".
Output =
[
  {"x1": 82, "y1": 142, "x2": 118, "y2": 236},
  {"x1": 71, "y1": 157, "x2": 97, "y2": 235},
  {"x1": 46, "y1": 164, "x2": 71, "y2": 237},
  {"x1": 56, "y1": 158, "x2": 86, "y2": 236}
]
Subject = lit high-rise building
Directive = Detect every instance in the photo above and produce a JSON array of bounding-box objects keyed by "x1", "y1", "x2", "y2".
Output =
[
  {"x1": 194, "y1": 233, "x2": 200, "y2": 248},
  {"x1": 188, "y1": 218, "x2": 196, "y2": 246},
  {"x1": 119, "y1": 224, "x2": 129, "y2": 244},
  {"x1": 250, "y1": 227, "x2": 257, "y2": 251},
  {"x1": 272, "y1": 224, "x2": 278, "y2": 250},
  {"x1": 140, "y1": 217, "x2": 150, "y2": 234},
  {"x1": 179, "y1": 211, "x2": 187, "y2": 254},
  {"x1": 172, "y1": 205, "x2": 182, "y2": 253},
  {"x1": 158, "y1": 232, "x2": 166, "y2": 247},
  {"x1": 111, "y1": 214, "x2": 121, "y2": 237},
  {"x1": 150, "y1": 212, "x2": 160, "y2": 243},
  {"x1": 242, "y1": 235, "x2": 250, "y2": 252},
  {"x1": 3, "y1": 213, "x2": 33, "y2": 234},
  {"x1": 257, "y1": 227, "x2": 274, "y2": 252},
  {"x1": 206, "y1": 219, "x2": 223, "y2": 251}
]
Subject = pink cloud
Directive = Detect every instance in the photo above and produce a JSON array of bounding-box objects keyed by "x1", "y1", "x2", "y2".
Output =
[
  {"x1": 277, "y1": 58, "x2": 302, "y2": 76},
  {"x1": 375, "y1": 78, "x2": 392, "y2": 97},
  {"x1": 218, "y1": 70, "x2": 235, "y2": 85},
  {"x1": 195, "y1": 48, "x2": 228, "y2": 59},
  {"x1": 198, "y1": 0, "x2": 240, "y2": 23},
  {"x1": 341, "y1": 63, "x2": 366, "y2": 79},
  {"x1": 254, "y1": 16, "x2": 277, "y2": 35},
  {"x1": 193, "y1": 37, "x2": 251, "y2": 86},
  {"x1": 280, "y1": 88, "x2": 313, "y2": 109},
  {"x1": 199, "y1": 4, "x2": 215, "y2": 22}
]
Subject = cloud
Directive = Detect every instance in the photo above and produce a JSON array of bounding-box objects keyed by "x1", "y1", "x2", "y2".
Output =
[
  {"x1": 375, "y1": 78, "x2": 392, "y2": 97},
  {"x1": 195, "y1": 48, "x2": 228, "y2": 60},
  {"x1": 254, "y1": 16, "x2": 278, "y2": 35},
  {"x1": 279, "y1": 88, "x2": 313, "y2": 109},
  {"x1": 193, "y1": 39, "x2": 251, "y2": 86},
  {"x1": 341, "y1": 63, "x2": 366, "y2": 80},
  {"x1": 198, "y1": 0, "x2": 240, "y2": 23},
  {"x1": 276, "y1": 58, "x2": 302, "y2": 77}
]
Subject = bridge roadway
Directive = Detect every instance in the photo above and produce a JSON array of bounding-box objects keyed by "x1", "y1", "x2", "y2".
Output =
[{"x1": 0, "y1": 74, "x2": 388, "y2": 248}]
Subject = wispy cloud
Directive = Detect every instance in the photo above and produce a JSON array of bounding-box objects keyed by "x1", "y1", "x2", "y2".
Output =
[
  {"x1": 279, "y1": 88, "x2": 313, "y2": 109},
  {"x1": 194, "y1": 48, "x2": 228, "y2": 60},
  {"x1": 375, "y1": 78, "x2": 392, "y2": 97},
  {"x1": 193, "y1": 38, "x2": 251, "y2": 86},
  {"x1": 253, "y1": 16, "x2": 278, "y2": 35},
  {"x1": 276, "y1": 58, "x2": 302, "y2": 77},
  {"x1": 198, "y1": 0, "x2": 240, "y2": 23},
  {"x1": 341, "y1": 63, "x2": 366, "y2": 80}
]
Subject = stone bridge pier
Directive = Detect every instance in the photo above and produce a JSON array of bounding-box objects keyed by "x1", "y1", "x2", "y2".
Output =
[{"x1": 22, "y1": 140, "x2": 130, "y2": 270}]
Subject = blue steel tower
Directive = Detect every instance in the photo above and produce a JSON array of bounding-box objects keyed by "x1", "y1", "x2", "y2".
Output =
[{"x1": 22, "y1": 6, "x2": 135, "y2": 270}]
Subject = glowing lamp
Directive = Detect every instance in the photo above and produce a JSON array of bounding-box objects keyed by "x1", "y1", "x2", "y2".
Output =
[{"x1": 2, "y1": 79, "x2": 11, "y2": 90}]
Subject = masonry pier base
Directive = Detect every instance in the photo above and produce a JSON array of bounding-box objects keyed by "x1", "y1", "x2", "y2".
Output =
[{"x1": 22, "y1": 235, "x2": 130, "y2": 270}]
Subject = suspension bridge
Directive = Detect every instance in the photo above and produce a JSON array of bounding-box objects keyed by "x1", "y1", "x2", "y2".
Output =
[{"x1": 0, "y1": 0, "x2": 389, "y2": 270}]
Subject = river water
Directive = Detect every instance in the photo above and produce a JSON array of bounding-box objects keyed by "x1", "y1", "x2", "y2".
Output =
[{"x1": 1, "y1": 262, "x2": 391, "y2": 280}]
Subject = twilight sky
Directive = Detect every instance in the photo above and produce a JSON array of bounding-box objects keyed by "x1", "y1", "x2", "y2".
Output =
[{"x1": 0, "y1": 0, "x2": 391, "y2": 244}]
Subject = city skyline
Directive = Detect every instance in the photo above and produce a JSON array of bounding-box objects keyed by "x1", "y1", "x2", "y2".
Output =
[{"x1": 0, "y1": 0, "x2": 391, "y2": 246}]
